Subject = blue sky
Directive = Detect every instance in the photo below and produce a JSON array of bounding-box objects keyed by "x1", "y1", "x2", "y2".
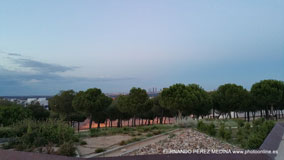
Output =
[{"x1": 0, "y1": 0, "x2": 283, "y2": 96}]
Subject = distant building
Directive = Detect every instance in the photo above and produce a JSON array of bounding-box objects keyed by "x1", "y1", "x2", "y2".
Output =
[
  {"x1": 3, "y1": 96, "x2": 50, "y2": 109},
  {"x1": 26, "y1": 98, "x2": 49, "y2": 109}
]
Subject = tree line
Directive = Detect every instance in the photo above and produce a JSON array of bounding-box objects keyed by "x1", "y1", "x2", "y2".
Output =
[
  {"x1": 1, "y1": 79, "x2": 283, "y2": 129},
  {"x1": 47, "y1": 79, "x2": 284, "y2": 130}
]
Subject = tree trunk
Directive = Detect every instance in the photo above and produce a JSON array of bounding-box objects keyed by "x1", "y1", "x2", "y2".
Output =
[
  {"x1": 160, "y1": 117, "x2": 163, "y2": 124},
  {"x1": 213, "y1": 108, "x2": 215, "y2": 119},
  {"x1": 247, "y1": 111, "x2": 250, "y2": 122},
  {"x1": 265, "y1": 108, "x2": 269, "y2": 120},
  {"x1": 77, "y1": 121, "x2": 80, "y2": 132},
  {"x1": 117, "y1": 119, "x2": 121, "y2": 127},
  {"x1": 89, "y1": 116, "x2": 93, "y2": 129},
  {"x1": 97, "y1": 122, "x2": 100, "y2": 128}
]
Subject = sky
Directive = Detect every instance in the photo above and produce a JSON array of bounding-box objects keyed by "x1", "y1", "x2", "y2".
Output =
[{"x1": 0, "y1": 0, "x2": 284, "y2": 96}]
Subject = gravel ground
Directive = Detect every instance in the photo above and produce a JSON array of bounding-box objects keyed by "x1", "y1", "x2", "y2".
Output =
[{"x1": 132, "y1": 128, "x2": 240, "y2": 155}]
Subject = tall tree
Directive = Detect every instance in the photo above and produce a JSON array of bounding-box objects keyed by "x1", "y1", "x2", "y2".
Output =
[
  {"x1": 27, "y1": 102, "x2": 50, "y2": 120},
  {"x1": 152, "y1": 96, "x2": 170, "y2": 124},
  {"x1": 0, "y1": 105, "x2": 31, "y2": 126},
  {"x1": 160, "y1": 84, "x2": 192, "y2": 117},
  {"x1": 213, "y1": 83, "x2": 248, "y2": 119},
  {"x1": 115, "y1": 95, "x2": 132, "y2": 127},
  {"x1": 72, "y1": 88, "x2": 111, "y2": 129},
  {"x1": 92, "y1": 94, "x2": 112, "y2": 128},
  {"x1": 128, "y1": 87, "x2": 148, "y2": 126},
  {"x1": 251, "y1": 80, "x2": 284, "y2": 119},
  {"x1": 188, "y1": 84, "x2": 212, "y2": 119},
  {"x1": 49, "y1": 90, "x2": 76, "y2": 120},
  {"x1": 49, "y1": 90, "x2": 86, "y2": 129}
]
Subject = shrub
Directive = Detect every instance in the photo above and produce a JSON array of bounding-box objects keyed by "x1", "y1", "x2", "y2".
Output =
[
  {"x1": 207, "y1": 123, "x2": 216, "y2": 136},
  {"x1": 168, "y1": 133, "x2": 176, "y2": 138},
  {"x1": 80, "y1": 141, "x2": 87, "y2": 145},
  {"x1": 252, "y1": 118, "x2": 265, "y2": 127},
  {"x1": 95, "y1": 148, "x2": 105, "y2": 153},
  {"x1": 130, "y1": 132, "x2": 136, "y2": 136},
  {"x1": 246, "y1": 134, "x2": 263, "y2": 149},
  {"x1": 0, "y1": 106, "x2": 31, "y2": 126},
  {"x1": 0, "y1": 127, "x2": 15, "y2": 138},
  {"x1": 152, "y1": 130, "x2": 162, "y2": 135},
  {"x1": 237, "y1": 119, "x2": 275, "y2": 149},
  {"x1": 150, "y1": 126, "x2": 158, "y2": 130},
  {"x1": 57, "y1": 142, "x2": 76, "y2": 156},
  {"x1": 137, "y1": 133, "x2": 142, "y2": 136},
  {"x1": 236, "y1": 119, "x2": 245, "y2": 128},
  {"x1": 90, "y1": 129, "x2": 101, "y2": 137},
  {"x1": 224, "y1": 126, "x2": 232, "y2": 141},
  {"x1": 7, "y1": 119, "x2": 75, "y2": 151},
  {"x1": 119, "y1": 140, "x2": 126, "y2": 145},
  {"x1": 244, "y1": 122, "x2": 251, "y2": 131},
  {"x1": 125, "y1": 137, "x2": 142, "y2": 144},
  {"x1": 218, "y1": 123, "x2": 226, "y2": 139},
  {"x1": 197, "y1": 121, "x2": 206, "y2": 132},
  {"x1": 146, "y1": 133, "x2": 153, "y2": 137},
  {"x1": 236, "y1": 128, "x2": 244, "y2": 142}
]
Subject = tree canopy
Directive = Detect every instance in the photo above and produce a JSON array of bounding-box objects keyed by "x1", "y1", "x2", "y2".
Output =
[{"x1": 72, "y1": 88, "x2": 112, "y2": 129}]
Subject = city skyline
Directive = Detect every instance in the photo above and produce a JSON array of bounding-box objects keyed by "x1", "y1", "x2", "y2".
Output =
[{"x1": 1, "y1": 0, "x2": 284, "y2": 96}]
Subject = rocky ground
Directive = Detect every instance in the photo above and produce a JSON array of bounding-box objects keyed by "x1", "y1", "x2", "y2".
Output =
[{"x1": 132, "y1": 128, "x2": 239, "y2": 155}]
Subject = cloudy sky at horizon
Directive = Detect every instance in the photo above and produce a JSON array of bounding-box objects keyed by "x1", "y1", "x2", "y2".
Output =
[{"x1": 1, "y1": 0, "x2": 284, "y2": 96}]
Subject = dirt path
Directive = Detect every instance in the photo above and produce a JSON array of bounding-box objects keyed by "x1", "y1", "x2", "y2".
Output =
[
  {"x1": 83, "y1": 129, "x2": 182, "y2": 158},
  {"x1": 77, "y1": 135, "x2": 133, "y2": 156}
]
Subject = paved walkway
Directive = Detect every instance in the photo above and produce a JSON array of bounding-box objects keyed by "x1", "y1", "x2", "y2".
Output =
[
  {"x1": 83, "y1": 129, "x2": 181, "y2": 158},
  {"x1": 275, "y1": 134, "x2": 284, "y2": 160}
]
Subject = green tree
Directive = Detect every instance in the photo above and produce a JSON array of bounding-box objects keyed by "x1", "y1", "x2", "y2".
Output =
[
  {"x1": 92, "y1": 94, "x2": 112, "y2": 128},
  {"x1": 48, "y1": 90, "x2": 76, "y2": 120},
  {"x1": 128, "y1": 87, "x2": 148, "y2": 126},
  {"x1": 160, "y1": 83, "x2": 211, "y2": 119},
  {"x1": 72, "y1": 88, "x2": 111, "y2": 129},
  {"x1": 27, "y1": 102, "x2": 50, "y2": 120},
  {"x1": 152, "y1": 96, "x2": 172, "y2": 124},
  {"x1": 112, "y1": 96, "x2": 132, "y2": 127},
  {"x1": 213, "y1": 83, "x2": 249, "y2": 119},
  {"x1": 0, "y1": 105, "x2": 31, "y2": 126},
  {"x1": 187, "y1": 84, "x2": 211, "y2": 118},
  {"x1": 160, "y1": 84, "x2": 192, "y2": 117},
  {"x1": 0, "y1": 98, "x2": 17, "y2": 106},
  {"x1": 251, "y1": 79, "x2": 284, "y2": 119},
  {"x1": 49, "y1": 90, "x2": 86, "y2": 128},
  {"x1": 106, "y1": 100, "x2": 121, "y2": 127}
]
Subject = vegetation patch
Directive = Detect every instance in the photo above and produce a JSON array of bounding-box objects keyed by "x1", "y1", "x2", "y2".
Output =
[
  {"x1": 197, "y1": 118, "x2": 275, "y2": 149},
  {"x1": 2, "y1": 119, "x2": 76, "y2": 156},
  {"x1": 95, "y1": 148, "x2": 106, "y2": 153}
]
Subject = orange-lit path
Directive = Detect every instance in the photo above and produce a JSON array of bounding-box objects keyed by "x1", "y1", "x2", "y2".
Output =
[{"x1": 78, "y1": 117, "x2": 176, "y2": 130}]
